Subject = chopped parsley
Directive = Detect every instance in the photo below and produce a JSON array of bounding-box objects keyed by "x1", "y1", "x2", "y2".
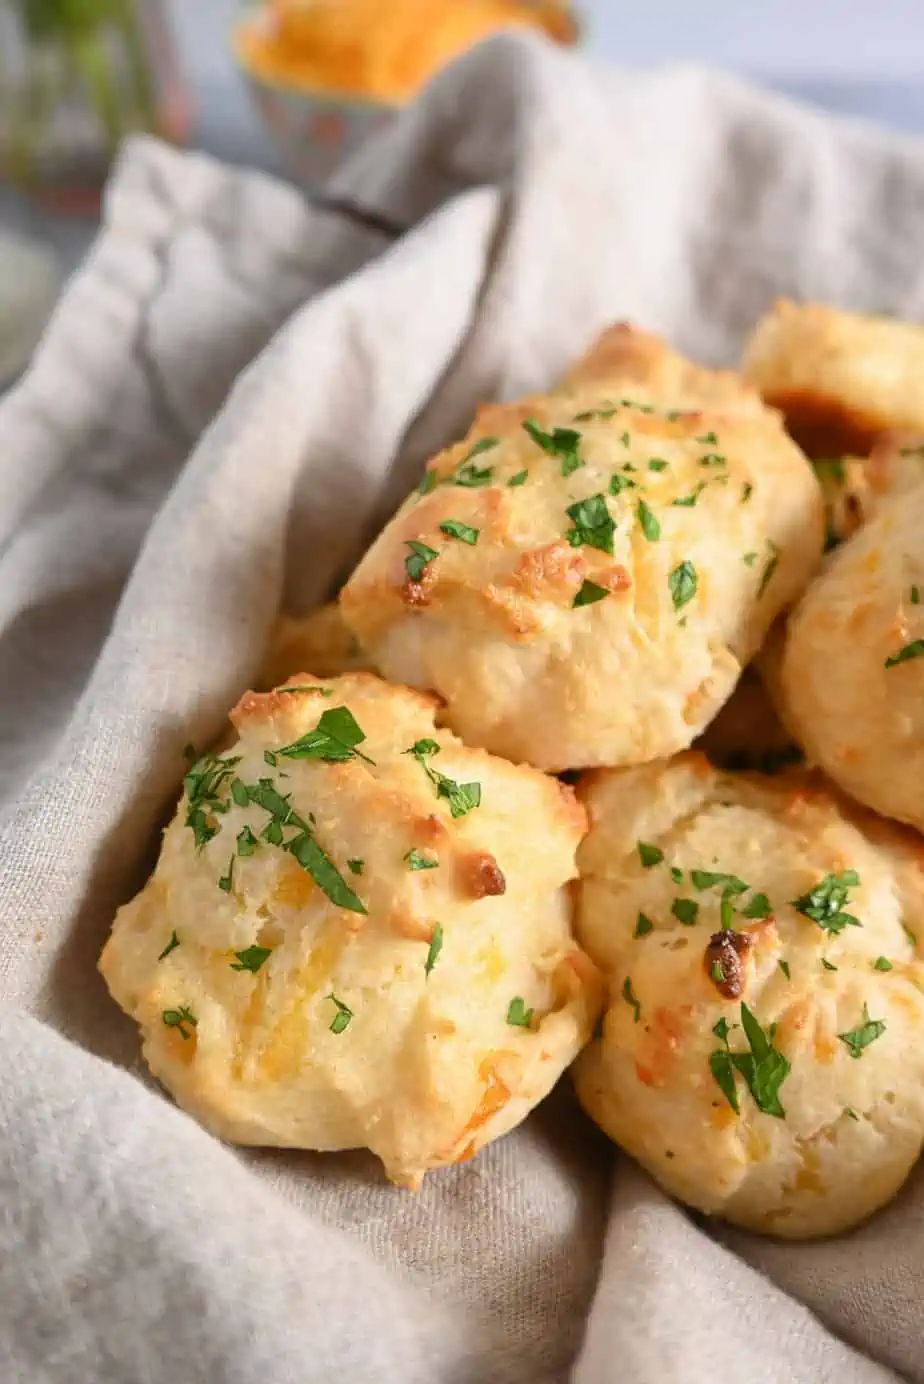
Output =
[
  {"x1": 885, "y1": 640, "x2": 924, "y2": 669},
  {"x1": 778, "y1": 960, "x2": 791, "y2": 979},
  {"x1": 406, "y1": 739, "x2": 481, "y2": 819},
  {"x1": 620, "y1": 430, "x2": 631, "y2": 447},
  {"x1": 405, "y1": 539, "x2": 439, "y2": 583},
  {"x1": 451, "y1": 437, "x2": 498, "y2": 487},
  {"x1": 522, "y1": 418, "x2": 584, "y2": 476},
  {"x1": 565, "y1": 494, "x2": 615, "y2": 554},
  {"x1": 720, "y1": 896, "x2": 736, "y2": 931},
  {"x1": 287, "y1": 832, "x2": 366, "y2": 912},
  {"x1": 231, "y1": 779, "x2": 250, "y2": 807},
  {"x1": 218, "y1": 857, "x2": 235, "y2": 893},
  {"x1": 184, "y1": 752, "x2": 241, "y2": 850},
  {"x1": 671, "y1": 482, "x2": 707, "y2": 507},
  {"x1": 440, "y1": 519, "x2": 479, "y2": 545},
  {"x1": 622, "y1": 976, "x2": 641, "y2": 1023},
  {"x1": 792, "y1": 870, "x2": 861, "y2": 934},
  {"x1": 873, "y1": 956, "x2": 893, "y2": 971},
  {"x1": 263, "y1": 750, "x2": 278, "y2": 767},
  {"x1": 162, "y1": 1006, "x2": 197, "y2": 1040},
  {"x1": 405, "y1": 849, "x2": 438, "y2": 871},
  {"x1": 508, "y1": 470, "x2": 528, "y2": 487},
  {"x1": 637, "y1": 499, "x2": 661, "y2": 542},
  {"x1": 236, "y1": 826, "x2": 259, "y2": 857},
  {"x1": 743, "y1": 551, "x2": 758, "y2": 567},
  {"x1": 573, "y1": 579, "x2": 609, "y2": 608},
  {"x1": 328, "y1": 994, "x2": 353, "y2": 1034},
  {"x1": 912, "y1": 585, "x2": 921, "y2": 605},
  {"x1": 699, "y1": 453, "x2": 726, "y2": 468},
  {"x1": 741, "y1": 482, "x2": 754, "y2": 503},
  {"x1": 648, "y1": 458, "x2": 669, "y2": 472},
  {"x1": 425, "y1": 923, "x2": 443, "y2": 977},
  {"x1": 670, "y1": 867, "x2": 684, "y2": 885},
  {"x1": 230, "y1": 945, "x2": 272, "y2": 973},
  {"x1": 711, "y1": 961, "x2": 725, "y2": 984},
  {"x1": 672, "y1": 898, "x2": 699, "y2": 926},
  {"x1": 668, "y1": 561, "x2": 697, "y2": 611},
  {"x1": 710, "y1": 1002, "x2": 790, "y2": 1118},
  {"x1": 742, "y1": 893, "x2": 772, "y2": 920},
  {"x1": 239, "y1": 777, "x2": 366, "y2": 914},
  {"x1": 697, "y1": 432, "x2": 718, "y2": 445},
  {"x1": 634, "y1": 912, "x2": 654, "y2": 938},
  {"x1": 276, "y1": 705, "x2": 374, "y2": 766},
  {"x1": 690, "y1": 871, "x2": 748, "y2": 895},
  {"x1": 844, "y1": 1107, "x2": 860, "y2": 1121},
  {"x1": 506, "y1": 997, "x2": 534, "y2": 1028},
  {"x1": 821, "y1": 958, "x2": 838, "y2": 971},
  {"x1": 757, "y1": 542, "x2": 780, "y2": 598},
  {"x1": 638, "y1": 841, "x2": 663, "y2": 868},
  {"x1": 903, "y1": 921, "x2": 917, "y2": 946},
  {"x1": 609, "y1": 473, "x2": 637, "y2": 497},
  {"x1": 573, "y1": 406, "x2": 617, "y2": 422},
  {"x1": 347, "y1": 858, "x2": 364, "y2": 875},
  {"x1": 838, "y1": 1004, "x2": 886, "y2": 1059},
  {"x1": 157, "y1": 931, "x2": 180, "y2": 961}
]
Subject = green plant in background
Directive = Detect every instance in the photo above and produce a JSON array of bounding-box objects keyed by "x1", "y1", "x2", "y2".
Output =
[{"x1": 4, "y1": 0, "x2": 158, "y2": 186}]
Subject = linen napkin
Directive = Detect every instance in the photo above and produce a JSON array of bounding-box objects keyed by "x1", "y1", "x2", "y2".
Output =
[{"x1": 3, "y1": 30, "x2": 924, "y2": 1384}]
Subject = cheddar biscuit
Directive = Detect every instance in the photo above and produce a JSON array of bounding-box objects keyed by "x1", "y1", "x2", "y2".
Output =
[
  {"x1": 100, "y1": 672, "x2": 600, "y2": 1188},
  {"x1": 572, "y1": 754, "x2": 924, "y2": 1239},
  {"x1": 743, "y1": 300, "x2": 924, "y2": 456},
  {"x1": 341, "y1": 343, "x2": 823, "y2": 770},
  {"x1": 775, "y1": 487, "x2": 924, "y2": 831}
]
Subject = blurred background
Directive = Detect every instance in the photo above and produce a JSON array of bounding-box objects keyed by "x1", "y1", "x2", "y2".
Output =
[{"x1": 3, "y1": 0, "x2": 924, "y2": 384}]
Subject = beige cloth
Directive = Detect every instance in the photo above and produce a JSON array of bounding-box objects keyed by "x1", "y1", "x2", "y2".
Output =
[{"x1": 2, "y1": 31, "x2": 923, "y2": 1384}]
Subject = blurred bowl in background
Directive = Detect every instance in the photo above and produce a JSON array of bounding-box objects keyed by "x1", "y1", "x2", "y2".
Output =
[
  {"x1": 233, "y1": 0, "x2": 580, "y2": 189},
  {"x1": 242, "y1": 78, "x2": 395, "y2": 190}
]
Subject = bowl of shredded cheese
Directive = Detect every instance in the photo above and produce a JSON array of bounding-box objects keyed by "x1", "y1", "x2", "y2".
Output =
[{"x1": 233, "y1": 0, "x2": 580, "y2": 187}]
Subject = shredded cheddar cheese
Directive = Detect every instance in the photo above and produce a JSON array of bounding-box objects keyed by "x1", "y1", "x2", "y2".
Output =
[{"x1": 234, "y1": 0, "x2": 577, "y2": 106}]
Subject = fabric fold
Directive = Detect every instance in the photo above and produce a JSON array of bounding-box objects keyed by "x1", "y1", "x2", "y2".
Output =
[{"x1": 2, "y1": 30, "x2": 924, "y2": 1384}]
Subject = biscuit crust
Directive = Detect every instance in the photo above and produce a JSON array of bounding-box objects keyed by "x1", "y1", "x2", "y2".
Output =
[
  {"x1": 100, "y1": 672, "x2": 600, "y2": 1188},
  {"x1": 743, "y1": 300, "x2": 924, "y2": 456},
  {"x1": 572, "y1": 754, "x2": 924, "y2": 1239},
  {"x1": 341, "y1": 332, "x2": 823, "y2": 771},
  {"x1": 776, "y1": 487, "x2": 924, "y2": 831}
]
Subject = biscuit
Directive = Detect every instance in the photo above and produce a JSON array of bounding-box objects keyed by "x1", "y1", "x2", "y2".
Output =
[
  {"x1": 775, "y1": 487, "x2": 924, "y2": 831},
  {"x1": 100, "y1": 672, "x2": 600, "y2": 1188},
  {"x1": 559, "y1": 322, "x2": 768, "y2": 417},
  {"x1": 341, "y1": 338, "x2": 823, "y2": 771},
  {"x1": 572, "y1": 754, "x2": 924, "y2": 1238},
  {"x1": 743, "y1": 300, "x2": 924, "y2": 456}
]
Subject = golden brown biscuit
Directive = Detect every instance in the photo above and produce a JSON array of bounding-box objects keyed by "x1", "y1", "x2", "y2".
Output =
[
  {"x1": 743, "y1": 300, "x2": 924, "y2": 457},
  {"x1": 100, "y1": 672, "x2": 600, "y2": 1188},
  {"x1": 559, "y1": 322, "x2": 768, "y2": 417},
  {"x1": 774, "y1": 487, "x2": 924, "y2": 832},
  {"x1": 572, "y1": 754, "x2": 924, "y2": 1239},
  {"x1": 341, "y1": 358, "x2": 823, "y2": 771},
  {"x1": 258, "y1": 603, "x2": 373, "y2": 688}
]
